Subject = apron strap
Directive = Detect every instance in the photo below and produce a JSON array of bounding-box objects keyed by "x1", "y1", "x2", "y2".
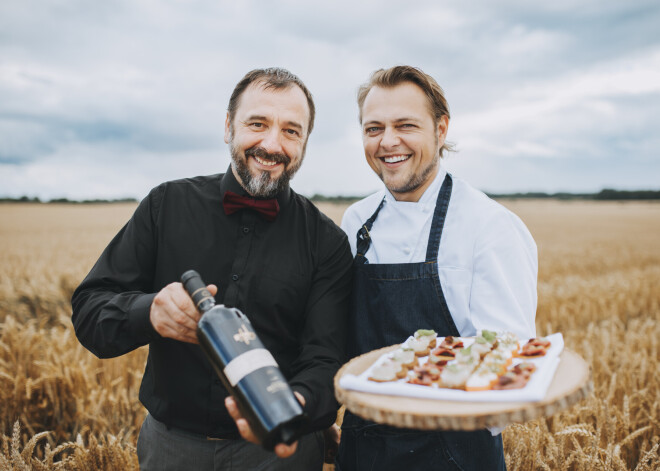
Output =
[
  {"x1": 355, "y1": 197, "x2": 386, "y2": 264},
  {"x1": 425, "y1": 174, "x2": 453, "y2": 262}
]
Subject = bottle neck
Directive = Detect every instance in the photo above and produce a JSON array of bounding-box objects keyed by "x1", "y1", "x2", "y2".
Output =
[
  {"x1": 180, "y1": 270, "x2": 216, "y2": 314},
  {"x1": 197, "y1": 296, "x2": 216, "y2": 313}
]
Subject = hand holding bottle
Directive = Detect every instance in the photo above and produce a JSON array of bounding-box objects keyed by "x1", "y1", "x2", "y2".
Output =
[
  {"x1": 150, "y1": 282, "x2": 218, "y2": 343},
  {"x1": 225, "y1": 391, "x2": 306, "y2": 458},
  {"x1": 181, "y1": 270, "x2": 308, "y2": 451}
]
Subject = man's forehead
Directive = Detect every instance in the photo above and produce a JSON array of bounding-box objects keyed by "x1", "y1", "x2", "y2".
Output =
[
  {"x1": 234, "y1": 81, "x2": 309, "y2": 121},
  {"x1": 362, "y1": 83, "x2": 434, "y2": 122},
  {"x1": 241, "y1": 80, "x2": 306, "y2": 106}
]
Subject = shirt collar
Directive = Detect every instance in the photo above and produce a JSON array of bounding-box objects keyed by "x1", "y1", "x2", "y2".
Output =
[
  {"x1": 383, "y1": 164, "x2": 447, "y2": 207},
  {"x1": 219, "y1": 165, "x2": 292, "y2": 209}
]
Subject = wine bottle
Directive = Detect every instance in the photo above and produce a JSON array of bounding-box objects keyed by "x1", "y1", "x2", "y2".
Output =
[{"x1": 181, "y1": 270, "x2": 307, "y2": 450}]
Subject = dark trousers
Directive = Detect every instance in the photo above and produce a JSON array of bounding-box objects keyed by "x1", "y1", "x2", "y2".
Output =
[
  {"x1": 137, "y1": 414, "x2": 324, "y2": 471},
  {"x1": 336, "y1": 414, "x2": 506, "y2": 471}
]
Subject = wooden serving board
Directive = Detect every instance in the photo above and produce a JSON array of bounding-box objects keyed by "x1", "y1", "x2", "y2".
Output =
[{"x1": 334, "y1": 345, "x2": 592, "y2": 431}]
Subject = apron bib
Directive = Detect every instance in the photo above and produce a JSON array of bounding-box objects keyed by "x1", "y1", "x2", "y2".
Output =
[{"x1": 337, "y1": 174, "x2": 506, "y2": 471}]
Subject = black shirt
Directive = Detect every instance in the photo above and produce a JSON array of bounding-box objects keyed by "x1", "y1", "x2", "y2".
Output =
[{"x1": 71, "y1": 169, "x2": 353, "y2": 437}]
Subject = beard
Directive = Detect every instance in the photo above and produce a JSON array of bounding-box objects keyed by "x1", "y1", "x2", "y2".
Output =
[
  {"x1": 381, "y1": 153, "x2": 439, "y2": 195},
  {"x1": 230, "y1": 142, "x2": 304, "y2": 198}
]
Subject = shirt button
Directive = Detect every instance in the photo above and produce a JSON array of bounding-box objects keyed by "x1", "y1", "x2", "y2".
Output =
[
  {"x1": 403, "y1": 247, "x2": 411, "y2": 254},
  {"x1": 242, "y1": 227, "x2": 249, "y2": 234},
  {"x1": 232, "y1": 274, "x2": 239, "y2": 281}
]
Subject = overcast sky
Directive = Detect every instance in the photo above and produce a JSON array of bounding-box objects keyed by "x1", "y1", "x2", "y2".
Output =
[{"x1": 1, "y1": 0, "x2": 659, "y2": 200}]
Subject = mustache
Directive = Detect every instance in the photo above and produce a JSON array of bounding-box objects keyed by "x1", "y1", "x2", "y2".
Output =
[{"x1": 245, "y1": 146, "x2": 291, "y2": 166}]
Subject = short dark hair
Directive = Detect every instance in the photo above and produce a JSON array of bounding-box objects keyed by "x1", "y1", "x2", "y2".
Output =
[
  {"x1": 357, "y1": 66, "x2": 453, "y2": 156},
  {"x1": 227, "y1": 68, "x2": 315, "y2": 137}
]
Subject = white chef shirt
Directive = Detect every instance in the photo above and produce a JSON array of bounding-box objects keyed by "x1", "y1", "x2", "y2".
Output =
[{"x1": 341, "y1": 167, "x2": 537, "y2": 340}]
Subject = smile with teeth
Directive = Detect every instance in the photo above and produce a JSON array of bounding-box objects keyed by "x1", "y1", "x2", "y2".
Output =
[
  {"x1": 254, "y1": 155, "x2": 280, "y2": 167},
  {"x1": 381, "y1": 154, "x2": 411, "y2": 164}
]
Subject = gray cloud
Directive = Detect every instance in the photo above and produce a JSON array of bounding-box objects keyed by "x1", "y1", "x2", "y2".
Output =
[{"x1": 1, "y1": 0, "x2": 659, "y2": 199}]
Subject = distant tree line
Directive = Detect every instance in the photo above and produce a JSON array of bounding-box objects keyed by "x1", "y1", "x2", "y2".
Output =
[
  {"x1": 486, "y1": 189, "x2": 660, "y2": 200},
  {"x1": 591, "y1": 189, "x2": 660, "y2": 200},
  {"x1": 1, "y1": 189, "x2": 659, "y2": 204},
  {"x1": 308, "y1": 194, "x2": 365, "y2": 204},
  {"x1": 0, "y1": 196, "x2": 138, "y2": 204}
]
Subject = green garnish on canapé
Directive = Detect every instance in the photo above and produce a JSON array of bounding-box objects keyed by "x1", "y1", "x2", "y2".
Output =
[
  {"x1": 415, "y1": 329, "x2": 436, "y2": 337},
  {"x1": 458, "y1": 344, "x2": 473, "y2": 355},
  {"x1": 481, "y1": 330, "x2": 497, "y2": 343}
]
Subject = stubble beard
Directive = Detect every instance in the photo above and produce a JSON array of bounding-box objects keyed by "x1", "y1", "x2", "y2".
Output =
[
  {"x1": 380, "y1": 153, "x2": 440, "y2": 195},
  {"x1": 229, "y1": 141, "x2": 304, "y2": 199}
]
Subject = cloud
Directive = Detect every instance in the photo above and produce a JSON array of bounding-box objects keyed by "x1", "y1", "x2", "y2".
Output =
[
  {"x1": 450, "y1": 47, "x2": 660, "y2": 171},
  {"x1": 1, "y1": 0, "x2": 659, "y2": 199}
]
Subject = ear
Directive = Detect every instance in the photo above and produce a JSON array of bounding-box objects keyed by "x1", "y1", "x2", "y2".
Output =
[
  {"x1": 436, "y1": 115, "x2": 449, "y2": 147},
  {"x1": 224, "y1": 112, "x2": 231, "y2": 144}
]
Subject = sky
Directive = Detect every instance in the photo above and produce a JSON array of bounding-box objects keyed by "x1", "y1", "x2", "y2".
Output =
[{"x1": 1, "y1": 0, "x2": 659, "y2": 200}]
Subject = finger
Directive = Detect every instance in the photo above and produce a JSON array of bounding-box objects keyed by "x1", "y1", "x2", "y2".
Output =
[
  {"x1": 170, "y1": 284, "x2": 202, "y2": 324},
  {"x1": 207, "y1": 284, "x2": 218, "y2": 296},
  {"x1": 236, "y1": 418, "x2": 259, "y2": 444},
  {"x1": 225, "y1": 396, "x2": 241, "y2": 421},
  {"x1": 168, "y1": 304, "x2": 201, "y2": 332},
  {"x1": 174, "y1": 324, "x2": 199, "y2": 343},
  {"x1": 225, "y1": 397, "x2": 260, "y2": 444},
  {"x1": 293, "y1": 391, "x2": 305, "y2": 407},
  {"x1": 151, "y1": 286, "x2": 199, "y2": 342},
  {"x1": 156, "y1": 296, "x2": 199, "y2": 334},
  {"x1": 158, "y1": 319, "x2": 199, "y2": 343},
  {"x1": 158, "y1": 304, "x2": 196, "y2": 333},
  {"x1": 152, "y1": 283, "x2": 195, "y2": 324},
  {"x1": 152, "y1": 302, "x2": 198, "y2": 342},
  {"x1": 274, "y1": 441, "x2": 298, "y2": 458}
]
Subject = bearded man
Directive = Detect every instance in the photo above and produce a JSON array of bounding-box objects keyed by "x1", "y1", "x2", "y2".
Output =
[{"x1": 72, "y1": 68, "x2": 352, "y2": 471}]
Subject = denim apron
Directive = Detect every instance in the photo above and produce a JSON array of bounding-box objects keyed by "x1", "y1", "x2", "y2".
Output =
[{"x1": 336, "y1": 174, "x2": 507, "y2": 471}]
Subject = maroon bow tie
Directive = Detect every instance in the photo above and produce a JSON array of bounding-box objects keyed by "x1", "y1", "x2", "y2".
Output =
[{"x1": 222, "y1": 191, "x2": 280, "y2": 222}]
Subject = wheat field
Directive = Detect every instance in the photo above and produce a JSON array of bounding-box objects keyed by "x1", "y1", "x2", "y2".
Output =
[{"x1": 1, "y1": 200, "x2": 659, "y2": 470}]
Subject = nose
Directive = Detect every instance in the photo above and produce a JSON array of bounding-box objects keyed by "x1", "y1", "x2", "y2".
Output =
[
  {"x1": 380, "y1": 127, "x2": 400, "y2": 149},
  {"x1": 260, "y1": 127, "x2": 284, "y2": 153}
]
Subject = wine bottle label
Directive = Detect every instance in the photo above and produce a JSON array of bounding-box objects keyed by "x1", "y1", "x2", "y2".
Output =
[{"x1": 223, "y1": 348, "x2": 279, "y2": 386}]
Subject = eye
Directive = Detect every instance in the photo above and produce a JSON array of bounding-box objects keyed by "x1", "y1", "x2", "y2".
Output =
[
  {"x1": 399, "y1": 123, "x2": 416, "y2": 129},
  {"x1": 365, "y1": 126, "x2": 382, "y2": 134},
  {"x1": 285, "y1": 128, "x2": 300, "y2": 136},
  {"x1": 249, "y1": 122, "x2": 264, "y2": 129}
]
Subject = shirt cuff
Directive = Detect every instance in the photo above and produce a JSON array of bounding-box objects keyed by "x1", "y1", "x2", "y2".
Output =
[{"x1": 126, "y1": 293, "x2": 159, "y2": 342}]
